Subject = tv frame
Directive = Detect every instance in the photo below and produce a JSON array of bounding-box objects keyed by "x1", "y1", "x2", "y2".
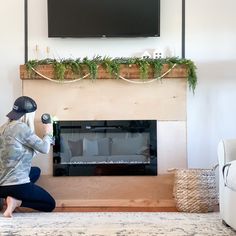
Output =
[{"x1": 47, "y1": 0, "x2": 161, "y2": 38}]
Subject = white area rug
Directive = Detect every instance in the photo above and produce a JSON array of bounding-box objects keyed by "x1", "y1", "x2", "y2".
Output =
[{"x1": 0, "y1": 212, "x2": 235, "y2": 236}]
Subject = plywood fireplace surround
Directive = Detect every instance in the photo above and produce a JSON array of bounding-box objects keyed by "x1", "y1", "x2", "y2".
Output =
[{"x1": 20, "y1": 65, "x2": 187, "y2": 211}]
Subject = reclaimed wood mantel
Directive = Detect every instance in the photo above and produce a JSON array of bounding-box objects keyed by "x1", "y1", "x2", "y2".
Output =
[{"x1": 20, "y1": 64, "x2": 188, "y2": 80}]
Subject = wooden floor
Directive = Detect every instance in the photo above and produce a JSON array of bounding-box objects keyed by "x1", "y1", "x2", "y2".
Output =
[
  {"x1": 53, "y1": 206, "x2": 178, "y2": 212},
  {"x1": 1, "y1": 205, "x2": 177, "y2": 213}
]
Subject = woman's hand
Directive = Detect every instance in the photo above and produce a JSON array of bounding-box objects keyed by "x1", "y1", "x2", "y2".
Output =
[{"x1": 42, "y1": 123, "x2": 53, "y2": 136}]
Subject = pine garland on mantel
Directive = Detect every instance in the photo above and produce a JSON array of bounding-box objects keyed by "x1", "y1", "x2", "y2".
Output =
[{"x1": 22, "y1": 56, "x2": 197, "y2": 92}]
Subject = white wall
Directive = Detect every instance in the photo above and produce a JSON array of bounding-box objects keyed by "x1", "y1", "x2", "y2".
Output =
[
  {"x1": 27, "y1": 0, "x2": 182, "y2": 59},
  {"x1": 0, "y1": 0, "x2": 24, "y2": 124},
  {"x1": 1, "y1": 0, "x2": 236, "y2": 169},
  {"x1": 186, "y1": 0, "x2": 236, "y2": 168}
]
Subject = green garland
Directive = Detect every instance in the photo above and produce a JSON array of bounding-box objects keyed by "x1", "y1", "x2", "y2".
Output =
[{"x1": 25, "y1": 56, "x2": 197, "y2": 92}]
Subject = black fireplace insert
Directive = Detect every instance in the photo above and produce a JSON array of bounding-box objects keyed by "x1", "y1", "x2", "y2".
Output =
[{"x1": 53, "y1": 120, "x2": 157, "y2": 176}]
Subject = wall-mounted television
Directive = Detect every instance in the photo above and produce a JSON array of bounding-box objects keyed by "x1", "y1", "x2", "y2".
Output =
[{"x1": 47, "y1": 0, "x2": 160, "y2": 38}]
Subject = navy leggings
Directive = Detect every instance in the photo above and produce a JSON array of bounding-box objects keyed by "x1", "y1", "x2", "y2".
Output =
[{"x1": 0, "y1": 167, "x2": 55, "y2": 212}]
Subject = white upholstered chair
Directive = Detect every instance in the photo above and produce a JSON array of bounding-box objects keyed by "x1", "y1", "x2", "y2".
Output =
[{"x1": 218, "y1": 139, "x2": 236, "y2": 230}]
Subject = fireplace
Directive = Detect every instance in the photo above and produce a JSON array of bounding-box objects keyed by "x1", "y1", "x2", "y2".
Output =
[
  {"x1": 53, "y1": 120, "x2": 157, "y2": 176},
  {"x1": 22, "y1": 71, "x2": 187, "y2": 208}
]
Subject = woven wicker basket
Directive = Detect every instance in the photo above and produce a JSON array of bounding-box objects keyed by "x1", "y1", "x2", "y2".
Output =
[{"x1": 173, "y1": 168, "x2": 218, "y2": 213}]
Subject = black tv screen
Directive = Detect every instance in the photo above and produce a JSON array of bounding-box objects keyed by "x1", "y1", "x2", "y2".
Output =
[{"x1": 47, "y1": 0, "x2": 160, "y2": 38}]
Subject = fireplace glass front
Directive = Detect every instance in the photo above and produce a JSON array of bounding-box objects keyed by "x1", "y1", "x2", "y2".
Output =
[{"x1": 53, "y1": 120, "x2": 157, "y2": 176}]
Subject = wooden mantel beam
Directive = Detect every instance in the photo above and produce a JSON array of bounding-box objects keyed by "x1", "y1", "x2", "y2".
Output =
[{"x1": 20, "y1": 64, "x2": 188, "y2": 80}]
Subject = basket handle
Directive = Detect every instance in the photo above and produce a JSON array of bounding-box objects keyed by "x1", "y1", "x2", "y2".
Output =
[
  {"x1": 167, "y1": 168, "x2": 177, "y2": 173},
  {"x1": 167, "y1": 165, "x2": 219, "y2": 172}
]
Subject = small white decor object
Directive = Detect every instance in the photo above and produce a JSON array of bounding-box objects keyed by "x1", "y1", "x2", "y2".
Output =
[
  {"x1": 152, "y1": 49, "x2": 162, "y2": 59},
  {"x1": 141, "y1": 51, "x2": 152, "y2": 59}
]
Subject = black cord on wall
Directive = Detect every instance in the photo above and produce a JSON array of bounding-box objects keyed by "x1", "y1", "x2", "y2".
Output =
[
  {"x1": 182, "y1": 0, "x2": 185, "y2": 59},
  {"x1": 24, "y1": 0, "x2": 28, "y2": 63}
]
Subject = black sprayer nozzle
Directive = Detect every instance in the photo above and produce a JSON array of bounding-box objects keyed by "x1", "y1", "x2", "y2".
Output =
[{"x1": 41, "y1": 113, "x2": 52, "y2": 124}]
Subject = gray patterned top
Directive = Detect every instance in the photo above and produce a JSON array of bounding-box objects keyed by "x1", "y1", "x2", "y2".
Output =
[{"x1": 0, "y1": 120, "x2": 52, "y2": 186}]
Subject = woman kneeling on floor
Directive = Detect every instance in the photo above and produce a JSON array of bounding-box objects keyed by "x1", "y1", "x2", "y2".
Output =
[{"x1": 0, "y1": 96, "x2": 55, "y2": 217}]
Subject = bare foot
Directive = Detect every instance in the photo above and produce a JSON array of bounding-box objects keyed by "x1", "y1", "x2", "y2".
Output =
[{"x1": 3, "y1": 196, "x2": 22, "y2": 218}]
